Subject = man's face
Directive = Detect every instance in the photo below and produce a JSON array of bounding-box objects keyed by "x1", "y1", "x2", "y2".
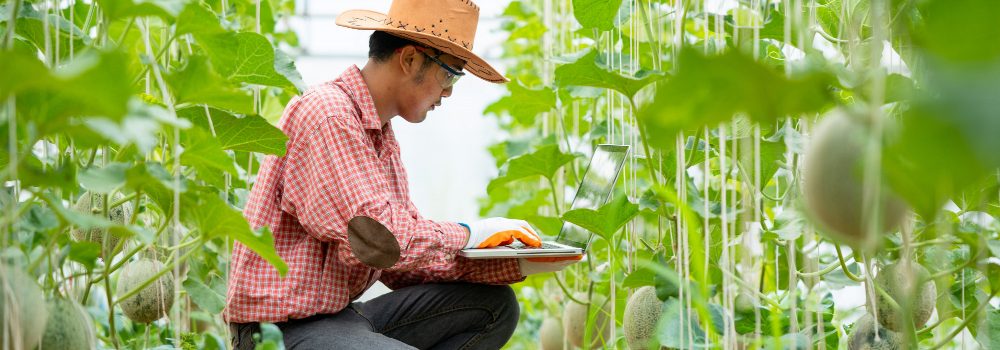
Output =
[{"x1": 398, "y1": 48, "x2": 465, "y2": 124}]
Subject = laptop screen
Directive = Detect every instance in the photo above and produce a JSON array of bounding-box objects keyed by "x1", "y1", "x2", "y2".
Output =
[{"x1": 556, "y1": 144, "x2": 630, "y2": 248}]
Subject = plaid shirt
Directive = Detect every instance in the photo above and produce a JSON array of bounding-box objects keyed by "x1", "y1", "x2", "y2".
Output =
[{"x1": 225, "y1": 66, "x2": 524, "y2": 323}]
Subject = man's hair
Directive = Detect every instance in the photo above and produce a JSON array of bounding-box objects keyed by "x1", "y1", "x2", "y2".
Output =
[
  {"x1": 369, "y1": 31, "x2": 422, "y2": 62},
  {"x1": 369, "y1": 31, "x2": 433, "y2": 83}
]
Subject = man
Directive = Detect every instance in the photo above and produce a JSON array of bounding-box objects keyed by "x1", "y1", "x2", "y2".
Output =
[{"x1": 225, "y1": 0, "x2": 580, "y2": 349}]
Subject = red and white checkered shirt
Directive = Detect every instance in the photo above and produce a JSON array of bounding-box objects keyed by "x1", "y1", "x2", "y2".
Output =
[{"x1": 225, "y1": 66, "x2": 524, "y2": 323}]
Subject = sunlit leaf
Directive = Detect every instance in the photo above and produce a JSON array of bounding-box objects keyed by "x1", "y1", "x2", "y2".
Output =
[
  {"x1": 554, "y1": 49, "x2": 665, "y2": 100},
  {"x1": 180, "y1": 127, "x2": 239, "y2": 187},
  {"x1": 196, "y1": 31, "x2": 298, "y2": 90},
  {"x1": 182, "y1": 190, "x2": 287, "y2": 276},
  {"x1": 96, "y1": 0, "x2": 187, "y2": 21},
  {"x1": 639, "y1": 49, "x2": 834, "y2": 150},
  {"x1": 183, "y1": 276, "x2": 225, "y2": 314},
  {"x1": 483, "y1": 82, "x2": 556, "y2": 126},
  {"x1": 167, "y1": 55, "x2": 254, "y2": 114},
  {"x1": 572, "y1": 0, "x2": 624, "y2": 31},
  {"x1": 175, "y1": 2, "x2": 225, "y2": 36},
  {"x1": 177, "y1": 107, "x2": 288, "y2": 156},
  {"x1": 561, "y1": 195, "x2": 639, "y2": 241},
  {"x1": 487, "y1": 144, "x2": 578, "y2": 193}
]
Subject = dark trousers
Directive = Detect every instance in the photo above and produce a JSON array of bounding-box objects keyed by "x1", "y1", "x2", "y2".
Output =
[{"x1": 231, "y1": 283, "x2": 520, "y2": 350}]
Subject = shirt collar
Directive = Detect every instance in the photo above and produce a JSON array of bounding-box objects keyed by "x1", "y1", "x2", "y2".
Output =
[{"x1": 335, "y1": 65, "x2": 383, "y2": 130}]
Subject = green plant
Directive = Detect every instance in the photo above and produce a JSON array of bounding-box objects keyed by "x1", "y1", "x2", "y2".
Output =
[{"x1": 486, "y1": 0, "x2": 999, "y2": 349}]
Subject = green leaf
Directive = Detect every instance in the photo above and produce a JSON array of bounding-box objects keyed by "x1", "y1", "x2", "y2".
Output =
[
  {"x1": 572, "y1": 0, "x2": 624, "y2": 31},
  {"x1": 68, "y1": 241, "x2": 102, "y2": 270},
  {"x1": 1, "y1": 50, "x2": 132, "y2": 123},
  {"x1": 561, "y1": 195, "x2": 639, "y2": 241},
  {"x1": 639, "y1": 49, "x2": 834, "y2": 150},
  {"x1": 525, "y1": 215, "x2": 563, "y2": 238},
  {"x1": 177, "y1": 106, "x2": 289, "y2": 156},
  {"x1": 487, "y1": 145, "x2": 578, "y2": 193},
  {"x1": 124, "y1": 162, "x2": 186, "y2": 217},
  {"x1": 167, "y1": 55, "x2": 254, "y2": 114},
  {"x1": 274, "y1": 48, "x2": 306, "y2": 94},
  {"x1": 622, "y1": 267, "x2": 656, "y2": 288},
  {"x1": 195, "y1": 31, "x2": 297, "y2": 90},
  {"x1": 978, "y1": 309, "x2": 1000, "y2": 350},
  {"x1": 55, "y1": 50, "x2": 134, "y2": 120},
  {"x1": 554, "y1": 49, "x2": 665, "y2": 100},
  {"x1": 78, "y1": 163, "x2": 130, "y2": 194},
  {"x1": 182, "y1": 190, "x2": 287, "y2": 276},
  {"x1": 0, "y1": 51, "x2": 56, "y2": 96},
  {"x1": 181, "y1": 127, "x2": 238, "y2": 177},
  {"x1": 96, "y1": 0, "x2": 187, "y2": 22},
  {"x1": 483, "y1": 82, "x2": 556, "y2": 126},
  {"x1": 183, "y1": 276, "x2": 225, "y2": 314},
  {"x1": 175, "y1": 2, "x2": 225, "y2": 36}
]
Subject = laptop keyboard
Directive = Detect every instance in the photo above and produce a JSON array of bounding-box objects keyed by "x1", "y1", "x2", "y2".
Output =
[{"x1": 508, "y1": 242, "x2": 566, "y2": 250}]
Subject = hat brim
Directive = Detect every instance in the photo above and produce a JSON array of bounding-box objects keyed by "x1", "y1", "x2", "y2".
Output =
[{"x1": 336, "y1": 9, "x2": 509, "y2": 84}]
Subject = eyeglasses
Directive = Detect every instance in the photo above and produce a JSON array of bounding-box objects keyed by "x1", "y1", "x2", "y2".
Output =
[{"x1": 417, "y1": 47, "x2": 465, "y2": 89}]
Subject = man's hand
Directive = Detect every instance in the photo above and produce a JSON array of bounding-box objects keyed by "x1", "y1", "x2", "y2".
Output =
[
  {"x1": 518, "y1": 255, "x2": 582, "y2": 276},
  {"x1": 462, "y1": 217, "x2": 542, "y2": 249}
]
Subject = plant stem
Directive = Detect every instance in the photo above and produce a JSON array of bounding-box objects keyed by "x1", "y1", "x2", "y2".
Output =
[
  {"x1": 546, "y1": 177, "x2": 562, "y2": 217},
  {"x1": 834, "y1": 244, "x2": 865, "y2": 282},
  {"x1": 552, "y1": 271, "x2": 587, "y2": 305}
]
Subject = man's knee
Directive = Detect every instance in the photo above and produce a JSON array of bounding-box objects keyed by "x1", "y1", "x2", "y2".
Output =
[{"x1": 485, "y1": 285, "x2": 519, "y2": 334}]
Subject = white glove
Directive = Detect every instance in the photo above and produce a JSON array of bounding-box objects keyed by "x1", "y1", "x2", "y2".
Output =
[
  {"x1": 462, "y1": 217, "x2": 542, "y2": 249},
  {"x1": 517, "y1": 256, "x2": 582, "y2": 276}
]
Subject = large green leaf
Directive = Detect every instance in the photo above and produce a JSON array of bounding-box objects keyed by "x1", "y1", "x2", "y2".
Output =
[
  {"x1": 554, "y1": 49, "x2": 665, "y2": 101},
  {"x1": 177, "y1": 107, "x2": 288, "y2": 156},
  {"x1": 96, "y1": 0, "x2": 187, "y2": 22},
  {"x1": 572, "y1": 0, "x2": 624, "y2": 31},
  {"x1": 639, "y1": 49, "x2": 834, "y2": 150},
  {"x1": 180, "y1": 127, "x2": 239, "y2": 186},
  {"x1": 124, "y1": 162, "x2": 186, "y2": 217},
  {"x1": 978, "y1": 309, "x2": 1000, "y2": 350},
  {"x1": 2, "y1": 50, "x2": 132, "y2": 124},
  {"x1": 561, "y1": 194, "x2": 639, "y2": 241},
  {"x1": 183, "y1": 276, "x2": 225, "y2": 314},
  {"x1": 274, "y1": 48, "x2": 307, "y2": 93},
  {"x1": 78, "y1": 162, "x2": 130, "y2": 194},
  {"x1": 175, "y1": 2, "x2": 225, "y2": 36},
  {"x1": 487, "y1": 145, "x2": 578, "y2": 193},
  {"x1": 195, "y1": 31, "x2": 298, "y2": 90},
  {"x1": 182, "y1": 190, "x2": 287, "y2": 276},
  {"x1": 483, "y1": 82, "x2": 556, "y2": 126},
  {"x1": 0, "y1": 51, "x2": 57, "y2": 96},
  {"x1": 881, "y1": 0, "x2": 1000, "y2": 218},
  {"x1": 167, "y1": 55, "x2": 254, "y2": 114}
]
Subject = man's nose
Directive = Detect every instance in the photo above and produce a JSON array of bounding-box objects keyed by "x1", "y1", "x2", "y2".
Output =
[{"x1": 441, "y1": 85, "x2": 453, "y2": 98}]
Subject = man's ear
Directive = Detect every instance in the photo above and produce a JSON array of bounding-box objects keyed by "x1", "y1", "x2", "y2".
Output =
[{"x1": 396, "y1": 45, "x2": 422, "y2": 77}]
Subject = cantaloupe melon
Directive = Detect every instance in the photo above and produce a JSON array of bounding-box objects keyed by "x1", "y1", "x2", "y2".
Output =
[
  {"x1": 874, "y1": 261, "x2": 936, "y2": 332},
  {"x1": 539, "y1": 316, "x2": 564, "y2": 350},
  {"x1": 72, "y1": 191, "x2": 133, "y2": 256},
  {"x1": 116, "y1": 259, "x2": 174, "y2": 323},
  {"x1": 848, "y1": 314, "x2": 902, "y2": 350},
  {"x1": 802, "y1": 109, "x2": 908, "y2": 247},
  {"x1": 39, "y1": 296, "x2": 95, "y2": 350},
  {"x1": 0, "y1": 266, "x2": 47, "y2": 350},
  {"x1": 624, "y1": 286, "x2": 662, "y2": 350},
  {"x1": 563, "y1": 292, "x2": 611, "y2": 349}
]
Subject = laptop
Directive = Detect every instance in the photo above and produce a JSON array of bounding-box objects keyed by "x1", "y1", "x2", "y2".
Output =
[{"x1": 459, "y1": 144, "x2": 630, "y2": 259}]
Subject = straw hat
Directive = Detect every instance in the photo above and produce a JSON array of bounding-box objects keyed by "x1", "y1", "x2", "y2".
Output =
[{"x1": 335, "y1": 0, "x2": 509, "y2": 84}]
